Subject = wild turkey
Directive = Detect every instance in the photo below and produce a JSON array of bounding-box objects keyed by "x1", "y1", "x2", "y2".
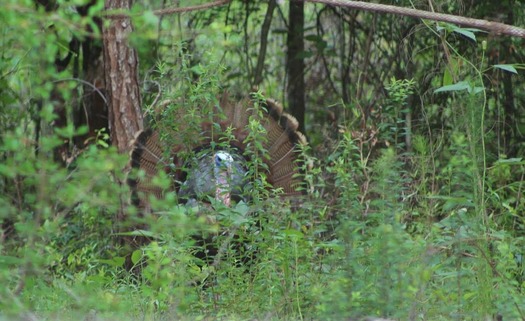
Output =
[
  {"x1": 128, "y1": 92, "x2": 307, "y2": 211},
  {"x1": 125, "y1": 92, "x2": 307, "y2": 271}
]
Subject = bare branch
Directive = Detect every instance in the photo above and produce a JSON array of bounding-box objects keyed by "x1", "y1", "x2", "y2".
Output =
[
  {"x1": 298, "y1": 0, "x2": 525, "y2": 39},
  {"x1": 153, "y1": 0, "x2": 231, "y2": 16},
  {"x1": 104, "y1": 0, "x2": 231, "y2": 19}
]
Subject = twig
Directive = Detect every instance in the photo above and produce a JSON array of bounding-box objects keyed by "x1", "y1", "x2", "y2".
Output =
[
  {"x1": 297, "y1": 0, "x2": 525, "y2": 39},
  {"x1": 53, "y1": 78, "x2": 108, "y2": 106},
  {"x1": 105, "y1": 0, "x2": 231, "y2": 19},
  {"x1": 153, "y1": 0, "x2": 231, "y2": 16}
]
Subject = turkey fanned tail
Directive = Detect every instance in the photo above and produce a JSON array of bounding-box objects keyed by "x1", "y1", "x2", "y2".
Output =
[{"x1": 128, "y1": 93, "x2": 307, "y2": 209}]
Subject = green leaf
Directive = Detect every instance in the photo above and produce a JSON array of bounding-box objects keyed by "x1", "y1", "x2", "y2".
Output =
[
  {"x1": 99, "y1": 256, "x2": 125, "y2": 267},
  {"x1": 115, "y1": 229, "x2": 159, "y2": 238},
  {"x1": 494, "y1": 157, "x2": 524, "y2": 165},
  {"x1": 190, "y1": 64, "x2": 205, "y2": 75},
  {"x1": 297, "y1": 50, "x2": 314, "y2": 59},
  {"x1": 452, "y1": 28, "x2": 476, "y2": 41},
  {"x1": 87, "y1": 0, "x2": 105, "y2": 16},
  {"x1": 131, "y1": 250, "x2": 143, "y2": 265},
  {"x1": 234, "y1": 201, "x2": 249, "y2": 216},
  {"x1": 494, "y1": 64, "x2": 518, "y2": 74},
  {"x1": 436, "y1": 26, "x2": 444, "y2": 32},
  {"x1": 437, "y1": 23, "x2": 484, "y2": 41},
  {"x1": 434, "y1": 81, "x2": 470, "y2": 93},
  {"x1": 472, "y1": 86, "x2": 484, "y2": 94},
  {"x1": 461, "y1": 28, "x2": 485, "y2": 33},
  {"x1": 443, "y1": 67, "x2": 453, "y2": 86},
  {"x1": 283, "y1": 229, "x2": 304, "y2": 240}
]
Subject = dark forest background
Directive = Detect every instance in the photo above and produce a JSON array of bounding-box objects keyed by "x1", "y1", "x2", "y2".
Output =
[{"x1": 1, "y1": 0, "x2": 525, "y2": 320}]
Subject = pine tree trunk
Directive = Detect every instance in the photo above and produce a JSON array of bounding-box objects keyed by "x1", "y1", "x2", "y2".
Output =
[
  {"x1": 102, "y1": 0, "x2": 143, "y2": 153},
  {"x1": 286, "y1": 1, "x2": 305, "y2": 134},
  {"x1": 102, "y1": 0, "x2": 143, "y2": 222}
]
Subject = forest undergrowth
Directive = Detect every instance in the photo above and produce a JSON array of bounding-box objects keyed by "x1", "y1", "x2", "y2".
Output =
[{"x1": 1, "y1": 72, "x2": 524, "y2": 320}]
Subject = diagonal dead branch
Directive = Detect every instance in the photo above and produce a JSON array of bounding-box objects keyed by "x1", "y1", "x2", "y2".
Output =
[{"x1": 297, "y1": 0, "x2": 525, "y2": 39}]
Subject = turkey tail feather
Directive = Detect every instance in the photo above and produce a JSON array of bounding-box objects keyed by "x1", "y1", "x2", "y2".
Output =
[
  {"x1": 258, "y1": 98, "x2": 307, "y2": 195},
  {"x1": 129, "y1": 129, "x2": 166, "y2": 207}
]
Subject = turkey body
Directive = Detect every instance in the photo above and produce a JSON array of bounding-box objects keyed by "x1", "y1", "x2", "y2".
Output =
[{"x1": 178, "y1": 150, "x2": 248, "y2": 206}]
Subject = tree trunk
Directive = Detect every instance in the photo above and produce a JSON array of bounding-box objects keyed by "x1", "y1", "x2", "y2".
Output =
[
  {"x1": 103, "y1": 0, "x2": 143, "y2": 153},
  {"x1": 253, "y1": 0, "x2": 277, "y2": 87},
  {"x1": 286, "y1": 1, "x2": 306, "y2": 134},
  {"x1": 103, "y1": 0, "x2": 143, "y2": 223}
]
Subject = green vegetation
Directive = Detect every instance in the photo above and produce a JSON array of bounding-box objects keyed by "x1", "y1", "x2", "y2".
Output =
[{"x1": 1, "y1": 0, "x2": 525, "y2": 320}]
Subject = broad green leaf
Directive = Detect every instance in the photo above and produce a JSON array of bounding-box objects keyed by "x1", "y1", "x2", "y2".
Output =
[
  {"x1": 452, "y1": 28, "x2": 476, "y2": 41},
  {"x1": 494, "y1": 64, "x2": 518, "y2": 74},
  {"x1": 437, "y1": 22, "x2": 484, "y2": 41},
  {"x1": 434, "y1": 81, "x2": 470, "y2": 93},
  {"x1": 234, "y1": 201, "x2": 249, "y2": 216},
  {"x1": 131, "y1": 250, "x2": 143, "y2": 265},
  {"x1": 190, "y1": 64, "x2": 204, "y2": 75},
  {"x1": 443, "y1": 67, "x2": 453, "y2": 86}
]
